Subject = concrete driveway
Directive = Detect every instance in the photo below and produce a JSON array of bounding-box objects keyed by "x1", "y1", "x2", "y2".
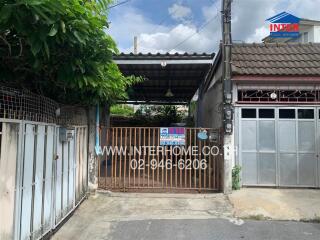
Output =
[
  {"x1": 52, "y1": 192, "x2": 233, "y2": 239},
  {"x1": 52, "y1": 189, "x2": 320, "y2": 240},
  {"x1": 229, "y1": 188, "x2": 320, "y2": 221}
]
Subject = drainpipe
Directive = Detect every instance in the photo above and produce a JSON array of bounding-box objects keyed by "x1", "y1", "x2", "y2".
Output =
[{"x1": 196, "y1": 89, "x2": 203, "y2": 127}]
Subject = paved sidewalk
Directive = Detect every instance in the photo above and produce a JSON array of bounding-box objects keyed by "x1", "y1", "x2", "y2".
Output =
[{"x1": 229, "y1": 188, "x2": 320, "y2": 221}]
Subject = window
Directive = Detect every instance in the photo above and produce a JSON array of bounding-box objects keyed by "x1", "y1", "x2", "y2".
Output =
[
  {"x1": 298, "y1": 109, "x2": 314, "y2": 119},
  {"x1": 279, "y1": 109, "x2": 296, "y2": 119},
  {"x1": 242, "y1": 109, "x2": 256, "y2": 118},
  {"x1": 259, "y1": 109, "x2": 275, "y2": 118}
]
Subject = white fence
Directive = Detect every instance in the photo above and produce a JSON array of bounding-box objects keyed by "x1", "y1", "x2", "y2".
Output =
[{"x1": 0, "y1": 119, "x2": 88, "y2": 240}]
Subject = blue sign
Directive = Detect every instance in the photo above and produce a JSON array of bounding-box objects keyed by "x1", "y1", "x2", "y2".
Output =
[{"x1": 160, "y1": 127, "x2": 185, "y2": 145}]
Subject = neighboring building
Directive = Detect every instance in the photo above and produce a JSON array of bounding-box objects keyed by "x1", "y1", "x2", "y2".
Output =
[
  {"x1": 200, "y1": 42, "x2": 320, "y2": 188},
  {"x1": 263, "y1": 18, "x2": 320, "y2": 43}
]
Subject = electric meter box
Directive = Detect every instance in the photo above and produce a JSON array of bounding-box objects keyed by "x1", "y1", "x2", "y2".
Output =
[{"x1": 59, "y1": 127, "x2": 74, "y2": 142}]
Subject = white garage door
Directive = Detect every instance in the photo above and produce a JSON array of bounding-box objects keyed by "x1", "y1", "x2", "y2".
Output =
[{"x1": 239, "y1": 107, "x2": 320, "y2": 187}]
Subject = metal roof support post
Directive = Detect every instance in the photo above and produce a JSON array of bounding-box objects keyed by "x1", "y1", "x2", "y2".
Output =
[
  {"x1": 96, "y1": 104, "x2": 100, "y2": 148},
  {"x1": 196, "y1": 89, "x2": 204, "y2": 128},
  {"x1": 222, "y1": 0, "x2": 234, "y2": 194}
]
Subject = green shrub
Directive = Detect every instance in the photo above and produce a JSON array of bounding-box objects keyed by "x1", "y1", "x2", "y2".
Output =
[
  {"x1": 232, "y1": 165, "x2": 241, "y2": 190},
  {"x1": 110, "y1": 105, "x2": 134, "y2": 116}
]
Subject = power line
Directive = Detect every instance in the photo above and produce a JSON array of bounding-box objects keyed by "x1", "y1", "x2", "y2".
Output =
[
  {"x1": 168, "y1": 12, "x2": 220, "y2": 52},
  {"x1": 108, "y1": 0, "x2": 132, "y2": 9}
]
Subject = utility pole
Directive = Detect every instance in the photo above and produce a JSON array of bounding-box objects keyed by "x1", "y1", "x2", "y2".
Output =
[
  {"x1": 221, "y1": 0, "x2": 233, "y2": 194},
  {"x1": 134, "y1": 36, "x2": 138, "y2": 54},
  {"x1": 222, "y1": 0, "x2": 233, "y2": 134}
]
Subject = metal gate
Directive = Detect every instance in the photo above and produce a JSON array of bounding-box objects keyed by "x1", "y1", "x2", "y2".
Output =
[
  {"x1": 0, "y1": 120, "x2": 89, "y2": 240},
  {"x1": 98, "y1": 127, "x2": 223, "y2": 192},
  {"x1": 238, "y1": 106, "x2": 320, "y2": 187}
]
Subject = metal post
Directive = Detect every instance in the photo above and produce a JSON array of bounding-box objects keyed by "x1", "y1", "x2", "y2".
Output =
[{"x1": 95, "y1": 104, "x2": 100, "y2": 148}]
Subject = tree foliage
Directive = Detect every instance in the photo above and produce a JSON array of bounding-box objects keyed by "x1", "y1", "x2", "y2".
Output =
[
  {"x1": 0, "y1": 0, "x2": 141, "y2": 104},
  {"x1": 110, "y1": 104, "x2": 134, "y2": 116},
  {"x1": 134, "y1": 105, "x2": 188, "y2": 126}
]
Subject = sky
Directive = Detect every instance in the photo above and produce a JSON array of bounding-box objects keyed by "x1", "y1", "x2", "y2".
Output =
[{"x1": 107, "y1": 0, "x2": 320, "y2": 53}]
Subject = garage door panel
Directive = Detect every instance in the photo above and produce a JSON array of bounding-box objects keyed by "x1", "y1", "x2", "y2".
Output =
[
  {"x1": 299, "y1": 153, "x2": 316, "y2": 186},
  {"x1": 241, "y1": 121, "x2": 256, "y2": 151},
  {"x1": 279, "y1": 121, "x2": 296, "y2": 152},
  {"x1": 240, "y1": 107, "x2": 319, "y2": 188},
  {"x1": 258, "y1": 121, "x2": 275, "y2": 151},
  {"x1": 298, "y1": 122, "x2": 315, "y2": 152},
  {"x1": 259, "y1": 153, "x2": 276, "y2": 185},
  {"x1": 242, "y1": 153, "x2": 257, "y2": 185},
  {"x1": 279, "y1": 153, "x2": 297, "y2": 186}
]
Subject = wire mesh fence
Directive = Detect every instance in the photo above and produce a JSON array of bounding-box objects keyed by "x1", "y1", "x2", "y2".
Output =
[
  {"x1": 0, "y1": 86, "x2": 59, "y2": 123},
  {"x1": 0, "y1": 86, "x2": 89, "y2": 125}
]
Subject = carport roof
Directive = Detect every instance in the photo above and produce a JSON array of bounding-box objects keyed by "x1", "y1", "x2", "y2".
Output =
[{"x1": 113, "y1": 52, "x2": 214, "y2": 104}]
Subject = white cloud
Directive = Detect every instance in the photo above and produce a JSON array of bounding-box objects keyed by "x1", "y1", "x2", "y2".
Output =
[
  {"x1": 168, "y1": 3, "x2": 192, "y2": 23},
  {"x1": 108, "y1": 6, "x2": 169, "y2": 52},
  {"x1": 135, "y1": 24, "x2": 213, "y2": 53},
  {"x1": 109, "y1": 0, "x2": 320, "y2": 54}
]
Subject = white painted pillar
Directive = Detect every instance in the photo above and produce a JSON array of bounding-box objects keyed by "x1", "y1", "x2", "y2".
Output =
[
  {"x1": 223, "y1": 133, "x2": 234, "y2": 194},
  {"x1": 87, "y1": 106, "x2": 98, "y2": 193}
]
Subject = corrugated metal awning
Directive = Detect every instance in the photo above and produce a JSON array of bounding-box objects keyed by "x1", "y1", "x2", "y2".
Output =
[{"x1": 114, "y1": 52, "x2": 214, "y2": 104}]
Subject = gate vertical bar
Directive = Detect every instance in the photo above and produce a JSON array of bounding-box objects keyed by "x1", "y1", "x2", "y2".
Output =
[
  {"x1": 111, "y1": 129, "x2": 114, "y2": 188},
  {"x1": 193, "y1": 129, "x2": 197, "y2": 188},
  {"x1": 189, "y1": 129, "x2": 192, "y2": 188},
  {"x1": 124, "y1": 128, "x2": 127, "y2": 189},
  {"x1": 133, "y1": 128, "x2": 136, "y2": 187},
  {"x1": 147, "y1": 128, "x2": 150, "y2": 187},
  {"x1": 152, "y1": 128, "x2": 155, "y2": 187},
  {"x1": 143, "y1": 128, "x2": 146, "y2": 187},
  {"x1": 103, "y1": 128, "x2": 110, "y2": 189},
  {"x1": 119, "y1": 128, "x2": 122, "y2": 189},
  {"x1": 129, "y1": 128, "x2": 132, "y2": 188},
  {"x1": 198, "y1": 135, "x2": 202, "y2": 190}
]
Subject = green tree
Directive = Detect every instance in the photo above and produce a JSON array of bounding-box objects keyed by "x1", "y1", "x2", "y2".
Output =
[{"x1": 0, "y1": 0, "x2": 141, "y2": 104}]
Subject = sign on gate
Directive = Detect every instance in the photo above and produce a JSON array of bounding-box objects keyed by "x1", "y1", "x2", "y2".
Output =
[{"x1": 160, "y1": 127, "x2": 185, "y2": 145}]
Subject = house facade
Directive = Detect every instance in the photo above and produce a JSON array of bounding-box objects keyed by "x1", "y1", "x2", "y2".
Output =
[{"x1": 200, "y1": 43, "x2": 320, "y2": 189}]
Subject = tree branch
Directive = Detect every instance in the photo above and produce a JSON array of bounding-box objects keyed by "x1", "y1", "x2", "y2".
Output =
[
  {"x1": 0, "y1": 35, "x2": 12, "y2": 56},
  {"x1": 19, "y1": 38, "x2": 23, "y2": 56}
]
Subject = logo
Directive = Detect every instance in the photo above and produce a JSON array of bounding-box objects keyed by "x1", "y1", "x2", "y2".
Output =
[
  {"x1": 197, "y1": 129, "x2": 208, "y2": 140},
  {"x1": 160, "y1": 128, "x2": 168, "y2": 136},
  {"x1": 266, "y1": 12, "x2": 300, "y2": 38}
]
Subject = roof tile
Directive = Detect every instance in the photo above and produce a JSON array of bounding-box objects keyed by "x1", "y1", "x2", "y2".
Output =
[{"x1": 232, "y1": 43, "x2": 320, "y2": 76}]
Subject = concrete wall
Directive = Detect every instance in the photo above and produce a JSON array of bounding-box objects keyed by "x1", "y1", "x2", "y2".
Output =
[
  {"x1": 59, "y1": 105, "x2": 100, "y2": 194},
  {"x1": 59, "y1": 106, "x2": 88, "y2": 126},
  {"x1": 199, "y1": 62, "x2": 234, "y2": 193},
  {"x1": 314, "y1": 26, "x2": 320, "y2": 42},
  {"x1": 199, "y1": 63, "x2": 223, "y2": 129}
]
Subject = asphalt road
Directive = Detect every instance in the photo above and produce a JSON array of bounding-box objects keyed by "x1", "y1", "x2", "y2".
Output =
[{"x1": 109, "y1": 219, "x2": 320, "y2": 240}]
